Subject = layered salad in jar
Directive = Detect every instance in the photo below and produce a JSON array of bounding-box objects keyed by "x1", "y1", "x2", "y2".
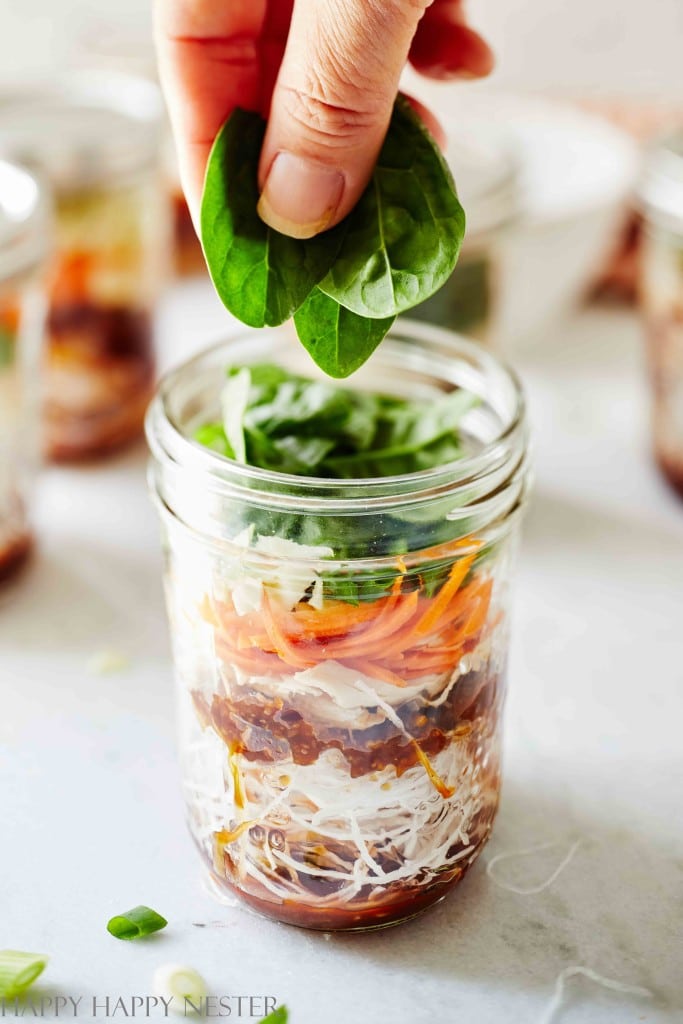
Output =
[
  {"x1": 45, "y1": 180, "x2": 159, "y2": 459},
  {"x1": 0, "y1": 73, "x2": 167, "y2": 460},
  {"x1": 0, "y1": 295, "x2": 31, "y2": 579},
  {"x1": 642, "y1": 232, "x2": 683, "y2": 495},
  {"x1": 0, "y1": 158, "x2": 46, "y2": 583},
  {"x1": 154, "y1": 349, "x2": 526, "y2": 931},
  {"x1": 639, "y1": 130, "x2": 683, "y2": 497}
]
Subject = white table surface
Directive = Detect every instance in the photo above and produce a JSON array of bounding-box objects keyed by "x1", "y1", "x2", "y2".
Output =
[{"x1": 2, "y1": 285, "x2": 682, "y2": 1024}]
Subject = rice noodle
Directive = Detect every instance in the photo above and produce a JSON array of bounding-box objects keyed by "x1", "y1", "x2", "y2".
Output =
[
  {"x1": 486, "y1": 839, "x2": 582, "y2": 895},
  {"x1": 181, "y1": 695, "x2": 500, "y2": 904},
  {"x1": 538, "y1": 966, "x2": 653, "y2": 1024}
]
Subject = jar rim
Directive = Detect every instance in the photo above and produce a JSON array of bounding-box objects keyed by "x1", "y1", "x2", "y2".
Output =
[
  {"x1": 147, "y1": 320, "x2": 528, "y2": 519},
  {"x1": 0, "y1": 158, "x2": 50, "y2": 281}
]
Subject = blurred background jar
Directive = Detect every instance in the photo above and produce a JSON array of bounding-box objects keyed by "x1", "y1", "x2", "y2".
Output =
[
  {"x1": 638, "y1": 130, "x2": 683, "y2": 498},
  {"x1": 0, "y1": 159, "x2": 49, "y2": 582},
  {"x1": 0, "y1": 71, "x2": 169, "y2": 461},
  {"x1": 167, "y1": 154, "x2": 206, "y2": 279},
  {"x1": 409, "y1": 125, "x2": 520, "y2": 345},
  {"x1": 61, "y1": 20, "x2": 206, "y2": 281}
]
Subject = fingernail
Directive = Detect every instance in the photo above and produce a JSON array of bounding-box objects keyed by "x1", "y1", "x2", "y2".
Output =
[{"x1": 257, "y1": 153, "x2": 344, "y2": 239}]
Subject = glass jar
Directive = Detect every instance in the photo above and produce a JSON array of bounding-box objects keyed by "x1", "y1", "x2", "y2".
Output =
[
  {"x1": 0, "y1": 159, "x2": 49, "y2": 582},
  {"x1": 167, "y1": 157, "x2": 205, "y2": 278},
  {"x1": 0, "y1": 72, "x2": 168, "y2": 460},
  {"x1": 410, "y1": 127, "x2": 520, "y2": 344},
  {"x1": 146, "y1": 322, "x2": 530, "y2": 931},
  {"x1": 638, "y1": 129, "x2": 683, "y2": 497}
]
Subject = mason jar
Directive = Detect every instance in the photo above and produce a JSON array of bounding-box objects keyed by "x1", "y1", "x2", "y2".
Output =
[
  {"x1": 638, "y1": 130, "x2": 683, "y2": 497},
  {"x1": 146, "y1": 323, "x2": 530, "y2": 931},
  {"x1": 0, "y1": 72, "x2": 168, "y2": 461},
  {"x1": 0, "y1": 160, "x2": 49, "y2": 583},
  {"x1": 167, "y1": 161, "x2": 205, "y2": 278},
  {"x1": 410, "y1": 128, "x2": 519, "y2": 344}
]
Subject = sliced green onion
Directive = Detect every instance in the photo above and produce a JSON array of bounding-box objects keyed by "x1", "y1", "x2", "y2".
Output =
[
  {"x1": 259, "y1": 1009, "x2": 288, "y2": 1024},
  {"x1": 107, "y1": 906, "x2": 167, "y2": 940},
  {"x1": 0, "y1": 950, "x2": 48, "y2": 999},
  {"x1": 153, "y1": 964, "x2": 207, "y2": 1013}
]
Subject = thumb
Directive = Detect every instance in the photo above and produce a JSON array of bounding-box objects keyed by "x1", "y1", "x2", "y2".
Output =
[{"x1": 257, "y1": 0, "x2": 431, "y2": 239}]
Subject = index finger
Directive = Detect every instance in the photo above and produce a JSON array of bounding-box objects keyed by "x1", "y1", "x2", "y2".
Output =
[{"x1": 154, "y1": 0, "x2": 269, "y2": 220}]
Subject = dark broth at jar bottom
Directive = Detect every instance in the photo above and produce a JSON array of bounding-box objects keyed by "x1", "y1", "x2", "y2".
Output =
[
  {"x1": 190, "y1": 658, "x2": 505, "y2": 929},
  {"x1": 0, "y1": 524, "x2": 32, "y2": 582}
]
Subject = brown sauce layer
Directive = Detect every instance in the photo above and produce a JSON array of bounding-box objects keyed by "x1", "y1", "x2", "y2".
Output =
[
  {"x1": 202, "y1": 808, "x2": 495, "y2": 931},
  {"x1": 44, "y1": 302, "x2": 155, "y2": 460},
  {"x1": 657, "y1": 452, "x2": 683, "y2": 500},
  {"x1": 48, "y1": 304, "x2": 154, "y2": 363},
  {"x1": 194, "y1": 666, "x2": 501, "y2": 777},
  {"x1": 0, "y1": 531, "x2": 32, "y2": 583}
]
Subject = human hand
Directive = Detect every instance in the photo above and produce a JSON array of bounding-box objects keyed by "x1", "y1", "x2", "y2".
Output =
[{"x1": 155, "y1": 0, "x2": 493, "y2": 238}]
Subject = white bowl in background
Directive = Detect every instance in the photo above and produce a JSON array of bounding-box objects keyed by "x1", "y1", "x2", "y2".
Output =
[{"x1": 402, "y1": 83, "x2": 641, "y2": 348}]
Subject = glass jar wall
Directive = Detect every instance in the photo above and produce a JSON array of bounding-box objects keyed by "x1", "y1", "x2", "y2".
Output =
[
  {"x1": 0, "y1": 160, "x2": 48, "y2": 582},
  {"x1": 146, "y1": 323, "x2": 530, "y2": 930},
  {"x1": 638, "y1": 130, "x2": 683, "y2": 497},
  {"x1": 0, "y1": 72, "x2": 168, "y2": 460}
]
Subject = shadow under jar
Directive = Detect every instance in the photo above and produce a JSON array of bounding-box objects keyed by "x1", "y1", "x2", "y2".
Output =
[
  {"x1": 0, "y1": 160, "x2": 48, "y2": 583},
  {"x1": 638, "y1": 129, "x2": 683, "y2": 497},
  {"x1": 146, "y1": 323, "x2": 530, "y2": 931},
  {"x1": 0, "y1": 72, "x2": 168, "y2": 461}
]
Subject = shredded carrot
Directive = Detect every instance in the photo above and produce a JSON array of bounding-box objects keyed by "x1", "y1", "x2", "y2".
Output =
[
  {"x1": 214, "y1": 636, "x2": 293, "y2": 675},
  {"x1": 411, "y1": 742, "x2": 456, "y2": 798},
  {"x1": 199, "y1": 594, "x2": 220, "y2": 626},
  {"x1": 419, "y1": 577, "x2": 490, "y2": 641},
  {"x1": 322, "y1": 591, "x2": 419, "y2": 659},
  {"x1": 272, "y1": 597, "x2": 385, "y2": 638},
  {"x1": 50, "y1": 250, "x2": 96, "y2": 303},
  {"x1": 205, "y1": 556, "x2": 494, "y2": 687},
  {"x1": 213, "y1": 821, "x2": 255, "y2": 872},
  {"x1": 413, "y1": 554, "x2": 476, "y2": 636},
  {"x1": 261, "y1": 592, "x2": 317, "y2": 669},
  {"x1": 0, "y1": 301, "x2": 20, "y2": 334}
]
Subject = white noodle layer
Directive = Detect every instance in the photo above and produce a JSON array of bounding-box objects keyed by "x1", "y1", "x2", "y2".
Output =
[{"x1": 180, "y1": 690, "x2": 501, "y2": 908}]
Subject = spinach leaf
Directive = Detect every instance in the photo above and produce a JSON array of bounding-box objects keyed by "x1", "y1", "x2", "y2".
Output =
[
  {"x1": 293, "y1": 287, "x2": 395, "y2": 378},
  {"x1": 247, "y1": 430, "x2": 337, "y2": 475},
  {"x1": 195, "y1": 364, "x2": 477, "y2": 482},
  {"x1": 190, "y1": 359, "x2": 487, "y2": 598},
  {"x1": 245, "y1": 375, "x2": 351, "y2": 438},
  {"x1": 194, "y1": 422, "x2": 234, "y2": 457},
  {"x1": 325, "y1": 433, "x2": 466, "y2": 480},
  {"x1": 318, "y1": 96, "x2": 465, "y2": 318},
  {"x1": 200, "y1": 96, "x2": 466, "y2": 374},
  {"x1": 373, "y1": 388, "x2": 477, "y2": 452},
  {"x1": 200, "y1": 109, "x2": 342, "y2": 327}
]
